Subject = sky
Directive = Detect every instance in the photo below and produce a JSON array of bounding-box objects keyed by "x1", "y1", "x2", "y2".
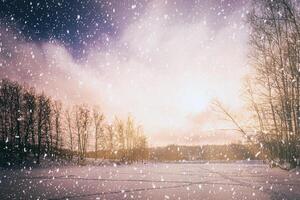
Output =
[{"x1": 0, "y1": 0, "x2": 251, "y2": 146}]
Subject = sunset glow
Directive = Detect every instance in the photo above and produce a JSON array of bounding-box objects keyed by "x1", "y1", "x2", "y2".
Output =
[{"x1": 0, "y1": 0, "x2": 250, "y2": 145}]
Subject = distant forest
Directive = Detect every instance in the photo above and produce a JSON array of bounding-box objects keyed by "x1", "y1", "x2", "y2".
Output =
[{"x1": 149, "y1": 144, "x2": 260, "y2": 161}]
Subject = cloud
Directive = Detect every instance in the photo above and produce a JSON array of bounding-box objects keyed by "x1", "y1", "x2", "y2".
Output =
[{"x1": 0, "y1": 2, "x2": 250, "y2": 145}]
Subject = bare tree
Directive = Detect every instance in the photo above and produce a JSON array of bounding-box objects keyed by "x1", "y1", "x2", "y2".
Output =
[
  {"x1": 93, "y1": 106, "x2": 104, "y2": 160},
  {"x1": 74, "y1": 104, "x2": 91, "y2": 163},
  {"x1": 36, "y1": 93, "x2": 52, "y2": 164},
  {"x1": 212, "y1": 100, "x2": 252, "y2": 143},
  {"x1": 114, "y1": 117, "x2": 125, "y2": 160},
  {"x1": 0, "y1": 80, "x2": 10, "y2": 144},
  {"x1": 105, "y1": 123, "x2": 115, "y2": 158},
  {"x1": 53, "y1": 101, "x2": 62, "y2": 157},
  {"x1": 65, "y1": 107, "x2": 75, "y2": 157},
  {"x1": 22, "y1": 87, "x2": 37, "y2": 158}
]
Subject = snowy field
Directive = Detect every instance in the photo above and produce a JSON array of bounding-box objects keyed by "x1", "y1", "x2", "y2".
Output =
[{"x1": 0, "y1": 161, "x2": 299, "y2": 200}]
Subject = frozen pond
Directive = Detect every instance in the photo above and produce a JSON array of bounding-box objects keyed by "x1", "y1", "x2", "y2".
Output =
[{"x1": 0, "y1": 161, "x2": 299, "y2": 199}]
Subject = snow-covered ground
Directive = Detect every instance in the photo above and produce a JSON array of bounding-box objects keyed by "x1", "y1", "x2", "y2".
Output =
[{"x1": 0, "y1": 161, "x2": 299, "y2": 200}]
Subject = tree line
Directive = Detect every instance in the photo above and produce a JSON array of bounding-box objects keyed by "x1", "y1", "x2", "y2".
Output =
[
  {"x1": 0, "y1": 79, "x2": 148, "y2": 166},
  {"x1": 246, "y1": 0, "x2": 300, "y2": 167},
  {"x1": 213, "y1": 0, "x2": 300, "y2": 168}
]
